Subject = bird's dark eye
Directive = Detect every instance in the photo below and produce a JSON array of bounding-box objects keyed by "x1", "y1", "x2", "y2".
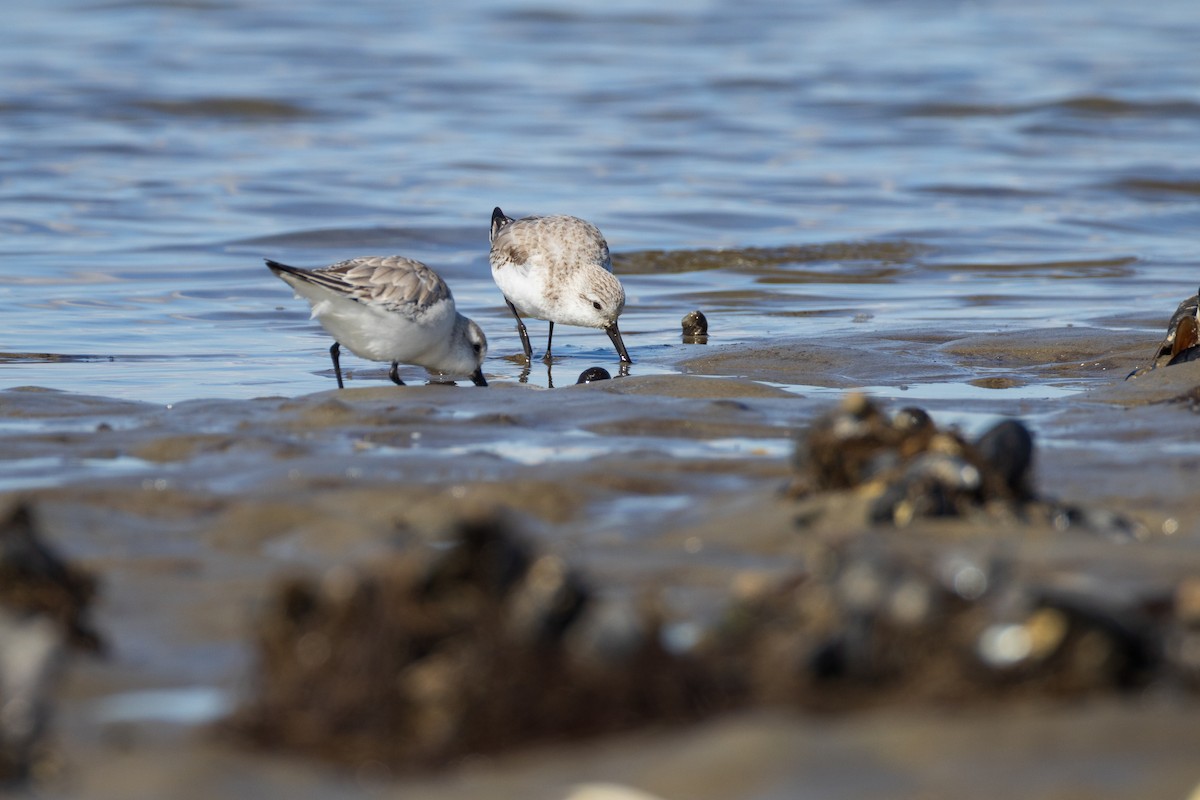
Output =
[
  {"x1": 472, "y1": 342, "x2": 483, "y2": 353},
  {"x1": 592, "y1": 301, "x2": 602, "y2": 310}
]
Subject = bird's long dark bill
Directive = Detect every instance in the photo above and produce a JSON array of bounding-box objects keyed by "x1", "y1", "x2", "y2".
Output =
[
  {"x1": 605, "y1": 323, "x2": 632, "y2": 364},
  {"x1": 471, "y1": 366, "x2": 488, "y2": 387}
]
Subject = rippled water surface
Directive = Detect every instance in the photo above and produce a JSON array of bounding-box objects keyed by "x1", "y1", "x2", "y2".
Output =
[
  {"x1": 3, "y1": 0, "x2": 1198, "y2": 401},
  {"x1": 5, "y1": 4, "x2": 1200, "y2": 798}
]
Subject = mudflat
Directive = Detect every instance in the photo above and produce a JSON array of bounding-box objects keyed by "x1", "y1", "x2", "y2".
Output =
[{"x1": 3, "y1": 323, "x2": 1198, "y2": 798}]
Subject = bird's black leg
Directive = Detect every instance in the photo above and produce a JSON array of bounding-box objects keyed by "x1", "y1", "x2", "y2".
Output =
[
  {"x1": 389, "y1": 362, "x2": 405, "y2": 386},
  {"x1": 542, "y1": 321, "x2": 555, "y2": 364},
  {"x1": 329, "y1": 342, "x2": 345, "y2": 389},
  {"x1": 506, "y1": 299, "x2": 533, "y2": 363}
]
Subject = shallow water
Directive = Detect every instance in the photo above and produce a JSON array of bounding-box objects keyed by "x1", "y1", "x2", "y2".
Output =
[
  {"x1": 3, "y1": 0, "x2": 1198, "y2": 402},
  {"x1": 4, "y1": 1, "x2": 1200, "y2": 798}
]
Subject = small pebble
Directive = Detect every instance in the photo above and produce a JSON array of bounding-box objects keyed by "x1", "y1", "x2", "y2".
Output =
[
  {"x1": 681, "y1": 310, "x2": 708, "y2": 343},
  {"x1": 576, "y1": 367, "x2": 611, "y2": 384}
]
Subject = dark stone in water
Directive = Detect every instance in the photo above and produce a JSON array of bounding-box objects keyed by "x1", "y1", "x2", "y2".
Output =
[
  {"x1": 576, "y1": 367, "x2": 612, "y2": 384},
  {"x1": 681, "y1": 310, "x2": 708, "y2": 344}
]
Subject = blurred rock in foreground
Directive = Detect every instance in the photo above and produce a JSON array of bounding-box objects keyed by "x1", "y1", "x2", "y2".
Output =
[
  {"x1": 0, "y1": 502, "x2": 102, "y2": 784},
  {"x1": 231, "y1": 513, "x2": 714, "y2": 770},
  {"x1": 230, "y1": 397, "x2": 1198, "y2": 773},
  {"x1": 791, "y1": 393, "x2": 1140, "y2": 539}
]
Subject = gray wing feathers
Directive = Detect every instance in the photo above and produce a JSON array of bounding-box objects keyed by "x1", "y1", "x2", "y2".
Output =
[
  {"x1": 494, "y1": 216, "x2": 612, "y2": 273},
  {"x1": 304, "y1": 256, "x2": 452, "y2": 311}
]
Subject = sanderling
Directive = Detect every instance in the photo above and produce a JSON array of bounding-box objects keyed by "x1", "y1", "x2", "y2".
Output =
[
  {"x1": 266, "y1": 256, "x2": 487, "y2": 388},
  {"x1": 488, "y1": 207, "x2": 631, "y2": 364}
]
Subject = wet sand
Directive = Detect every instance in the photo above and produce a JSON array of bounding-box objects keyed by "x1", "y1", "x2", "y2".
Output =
[{"x1": 5, "y1": 324, "x2": 1200, "y2": 799}]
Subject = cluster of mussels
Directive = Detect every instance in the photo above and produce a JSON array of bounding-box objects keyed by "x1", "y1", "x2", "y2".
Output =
[
  {"x1": 790, "y1": 393, "x2": 1138, "y2": 537},
  {"x1": 0, "y1": 504, "x2": 102, "y2": 784},
  {"x1": 1127, "y1": 287, "x2": 1200, "y2": 378},
  {"x1": 706, "y1": 531, "x2": 1200, "y2": 710},
  {"x1": 792, "y1": 393, "x2": 1033, "y2": 526},
  {"x1": 234, "y1": 496, "x2": 1200, "y2": 771}
]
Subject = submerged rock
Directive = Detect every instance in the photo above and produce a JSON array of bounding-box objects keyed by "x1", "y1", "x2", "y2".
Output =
[{"x1": 0, "y1": 502, "x2": 102, "y2": 784}]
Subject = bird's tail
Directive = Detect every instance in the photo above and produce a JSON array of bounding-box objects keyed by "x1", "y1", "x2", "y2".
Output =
[
  {"x1": 490, "y1": 207, "x2": 514, "y2": 243},
  {"x1": 265, "y1": 258, "x2": 302, "y2": 277}
]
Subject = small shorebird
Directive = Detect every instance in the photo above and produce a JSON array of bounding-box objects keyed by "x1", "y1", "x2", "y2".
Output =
[
  {"x1": 488, "y1": 207, "x2": 631, "y2": 364},
  {"x1": 266, "y1": 256, "x2": 488, "y2": 388}
]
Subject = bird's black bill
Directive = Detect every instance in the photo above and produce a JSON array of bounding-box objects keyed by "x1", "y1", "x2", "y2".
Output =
[
  {"x1": 471, "y1": 366, "x2": 488, "y2": 387},
  {"x1": 605, "y1": 323, "x2": 632, "y2": 364}
]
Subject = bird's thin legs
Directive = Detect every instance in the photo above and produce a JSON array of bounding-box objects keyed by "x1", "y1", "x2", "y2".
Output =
[
  {"x1": 329, "y1": 342, "x2": 345, "y2": 389},
  {"x1": 506, "y1": 299, "x2": 533, "y2": 362},
  {"x1": 389, "y1": 362, "x2": 405, "y2": 386},
  {"x1": 542, "y1": 321, "x2": 555, "y2": 364}
]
